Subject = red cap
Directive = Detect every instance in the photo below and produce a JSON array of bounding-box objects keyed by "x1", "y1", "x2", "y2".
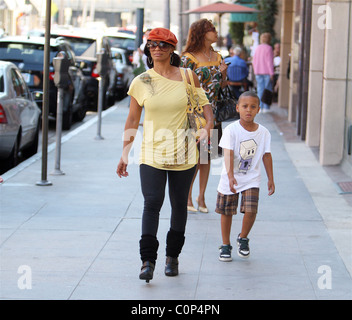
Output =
[{"x1": 147, "y1": 28, "x2": 178, "y2": 47}]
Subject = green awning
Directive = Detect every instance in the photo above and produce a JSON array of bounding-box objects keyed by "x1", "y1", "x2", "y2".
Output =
[{"x1": 230, "y1": 0, "x2": 258, "y2": 22}]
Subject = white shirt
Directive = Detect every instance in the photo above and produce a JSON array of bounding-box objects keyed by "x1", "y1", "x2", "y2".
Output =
[{"x1": 217, "y1": 120, "x2": 271, "y2": 194}]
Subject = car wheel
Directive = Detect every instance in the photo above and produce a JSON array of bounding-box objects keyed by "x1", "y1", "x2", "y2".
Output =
[
  {"x1": 62, "y1": 106, "x2": 72, "y2": 130},
  {"x1": 7, "y1": 134, "x2": 20, "y2": 169},
  {"x1": 22, "y1": 119, "x2": 40, "y2": 158},
  {"x1": 74, "y1": 104, "x2": 87, "y2": 122},
  {"x1": 106, "y1": 92, "x2": 115, "y2": 108},
  {"x1": 62, "y1": 91, "x2": 73, "y2": 130}
]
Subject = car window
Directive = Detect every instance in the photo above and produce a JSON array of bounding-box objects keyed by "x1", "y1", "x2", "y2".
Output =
[
  {"x1": 11, "y1": 68, "x2": 25, "y2": 97},
  {"x1": 106, "y1": 37, "x2": 135, "y2": 51},
  {"x1": 14, "y1": 69, "x2": 28, "y2": 96},
  {"x1": 0, "y1": 69, "x2": 4, "y2": 93},
  {"x1": 61, "y1": 37, "x2": 96, "y2": 56},
  {"x1": 0, "y1": 43, "x2": 57, "y2": 64}
]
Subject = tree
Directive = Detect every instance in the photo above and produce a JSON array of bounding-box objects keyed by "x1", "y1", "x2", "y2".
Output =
[
  {"x1": 255, "y1": 0, "x2": 278, "y2": 43},
  {"x1": 229, "y1": 22, "x2": 245, "y2": 45}
]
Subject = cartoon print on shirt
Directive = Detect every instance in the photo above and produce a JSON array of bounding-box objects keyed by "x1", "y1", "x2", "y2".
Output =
[{"x1": 238, "y1": 139, "x2": 257, "y2": 173}]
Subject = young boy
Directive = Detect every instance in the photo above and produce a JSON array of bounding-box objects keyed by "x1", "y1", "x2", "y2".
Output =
[{"x1": 215, "y1": 91, "x2": 275, "y2": 261}]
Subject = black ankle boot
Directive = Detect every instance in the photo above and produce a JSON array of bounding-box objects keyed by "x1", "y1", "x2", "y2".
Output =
[
  {"x1": 139, "y1": 235, "x2": 159, "y2": 263},
  {"x1": 139, "y1": 261, "x2": 155, "y2": 283},
  {"x1": 165, "y1": 229, "x2": 185, "y2": 258},
  {"x1": 165, "y1": 256, "x2": 179, "y2": 276}
]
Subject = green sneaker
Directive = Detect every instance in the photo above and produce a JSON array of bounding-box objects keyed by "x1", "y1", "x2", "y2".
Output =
[
  {"x1": 219, "y1": 244, "x2": 232, "y2": 262},
  {"x1": 237, "y1": 234, "x2": 250, "y2": 258}
]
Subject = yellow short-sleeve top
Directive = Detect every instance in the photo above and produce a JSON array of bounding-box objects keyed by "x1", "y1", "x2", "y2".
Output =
[{"x1": 128, "y1": 68, "x2": 209, "y2": 171}]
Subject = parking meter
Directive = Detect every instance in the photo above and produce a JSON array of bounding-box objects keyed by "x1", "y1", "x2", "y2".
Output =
[
  {"x1": 53, "y1": 51, "x2": 70, "y2": 88},
  {"x1": 96, "y1": 50, "x2": 110, "y2": 77},
  {"x1": 95, "y1": 49, "x2": 110, "y2": 140},
  {"x1": 52, "y1": 51, "x2": 70, "y2": 175}
]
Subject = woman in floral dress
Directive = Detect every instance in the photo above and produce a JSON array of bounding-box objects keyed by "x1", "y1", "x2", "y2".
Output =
[{"x1": 181, "y1": 19, "x2": 228, "y2": 213}]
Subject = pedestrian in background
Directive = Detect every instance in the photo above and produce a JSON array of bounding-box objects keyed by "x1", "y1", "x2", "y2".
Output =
[
  {"x1": 215, "y1": 91, "x2": 275, "y2": 261},
  {"x1": 181, "y1": 18, "x2": 228, "y2": 214},
  {"x1": 252, "y1": 32, "x2": 274, "y2": 113},
  {"x1": 225, "y1": 46, "x2": 249, "y2": 99},
  {"x1": 116, "y1": 28, "x2": 213, "y2": 282},
  {"x1": 273, "y1": 42, "x2": 281, "y2": 101}
]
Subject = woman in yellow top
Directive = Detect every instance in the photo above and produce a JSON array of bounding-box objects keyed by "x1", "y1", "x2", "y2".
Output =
[
  {"x1": 116, "y1": 28, "x2": 213, "y2": 282},
  {"x1": 181, "y1": 19, "x2": 228, "y2": 214}
]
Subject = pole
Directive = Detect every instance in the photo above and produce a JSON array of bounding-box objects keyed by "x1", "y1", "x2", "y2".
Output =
[
  {"x1": 300, "y1": 0, "x2": 312, "y2": 141},
  {"x1": 164, "y1": 0, "x2": 170, "y2": 29},
  {"x1": 36, "y1": 0, "x2": 52, "y2": 186},
  {"x1": 296, "y1": 1, "x2": 305, "y2": 137},
  {"x1": 51, "y1": 88, "x2": 65, "y2": 175},
  {"x1": 95, "y1": 76, "x2": 104, "y2": 140},
  {"x1": 182, "y1": 0, "x2": 190, "y2": 48},
  {"x1": 217, "y1": 13, "x2": 223, "y2": 48},
  {"x1": 135, "y1": 8, "x2": 144, "y2": 50},
  {"x1": 178, "y1": 0, "x2": 183, "y2": 54}
]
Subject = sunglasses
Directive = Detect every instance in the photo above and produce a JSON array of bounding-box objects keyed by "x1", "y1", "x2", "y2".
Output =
[
  {"x1": 147, "y1": 41, "x2": 172, "y2": 51},
  {"x1": 206, "y1": 26, "x2": 216, "y2": 33}
]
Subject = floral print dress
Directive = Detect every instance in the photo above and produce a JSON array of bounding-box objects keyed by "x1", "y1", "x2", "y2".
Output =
[{"x1": 180, "y1": 52, "x2": 223, "y2": 116}]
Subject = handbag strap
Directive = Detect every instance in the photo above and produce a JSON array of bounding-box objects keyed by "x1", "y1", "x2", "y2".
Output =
[
  {"x1": 186, "y1": 68, "x2": 200, "y2": 104},
  {"x1": 180, "y1": 68, "x2": 200, "y2": 106},
  {"x1": 180, "y1": 68, "x2": 191, "y2": 99},
  {"x1": 219, "y1": 85, "x2": 235, "y2": 100}
]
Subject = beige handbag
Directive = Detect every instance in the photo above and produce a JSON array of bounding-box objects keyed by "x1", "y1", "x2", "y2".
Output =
[{"x1": 180, "y1": 68, "x2": 206, "y2": 139}]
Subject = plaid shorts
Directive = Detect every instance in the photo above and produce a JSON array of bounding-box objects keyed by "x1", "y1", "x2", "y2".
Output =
[{"x1": 215, "y1": 188, "x2": 260, "y2": 216}]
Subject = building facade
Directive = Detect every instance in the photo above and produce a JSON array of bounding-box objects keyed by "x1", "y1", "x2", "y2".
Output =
[{"x1": 278, "y1": 0, "x2": 352, "y2": 173}]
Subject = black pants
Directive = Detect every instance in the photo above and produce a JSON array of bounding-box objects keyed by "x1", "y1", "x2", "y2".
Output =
[{"x1": 139, "y1": 164, "x2": 196, "y2": 262}]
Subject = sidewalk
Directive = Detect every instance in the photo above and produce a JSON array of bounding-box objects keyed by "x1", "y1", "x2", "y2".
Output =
[{"x1": 0, "y1": 98, "x2": 351, "y2": 300}]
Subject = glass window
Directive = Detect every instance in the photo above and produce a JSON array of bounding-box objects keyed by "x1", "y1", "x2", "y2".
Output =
[
  {"x1": 11, "y1": 69, "x2": 25, "y2": 97},
  {"x1": 0, "y1": 42, "x2": 58, "y2": 65},
  {"x1": 0, "y1": 69, "x2": 4, "y2": 93}
]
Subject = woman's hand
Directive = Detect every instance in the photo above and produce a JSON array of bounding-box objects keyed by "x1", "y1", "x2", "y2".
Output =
[
  {"x1": 116, "y1": 157, "x2": 129, "y2": 178},
  {"x1": 219, "y1": 60, "x2": 229, "y2": 87},
  {"x1": 197, "y1": 128, "x2": 209, "y2": 144}
]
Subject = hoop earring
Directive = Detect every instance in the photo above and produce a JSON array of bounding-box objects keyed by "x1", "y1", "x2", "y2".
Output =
[
  {"x1": 148, "y1": 56, "x2": 153, "y2": 65},
  {"x1": 170, "y1": 53, "x2": 174, "y2": 65}
]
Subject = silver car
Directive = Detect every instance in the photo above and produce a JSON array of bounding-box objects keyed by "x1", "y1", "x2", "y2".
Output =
[{"x1": 0, "y1": 61, "x2": 41, "y2": 170}]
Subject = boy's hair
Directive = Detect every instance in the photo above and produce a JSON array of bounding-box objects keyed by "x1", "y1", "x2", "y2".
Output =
[{"x1": 238, "y1": 91, "x2": 260, "y2": 106}]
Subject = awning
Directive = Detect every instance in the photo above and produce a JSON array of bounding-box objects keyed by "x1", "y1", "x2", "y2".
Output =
[{"x1": 230, "y1": 0, "x2": 258, "y2": 22}]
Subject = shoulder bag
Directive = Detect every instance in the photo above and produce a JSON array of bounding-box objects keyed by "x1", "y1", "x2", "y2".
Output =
[
  {"x1": 215, "y1": 86, "x2": 239, "y2": 122},
  {"x1": 261, "y1": 88, "x2": 273, "y2": 106},
  {"x1": 181, "y1": 68, "x2": 207, "y2": 139}
]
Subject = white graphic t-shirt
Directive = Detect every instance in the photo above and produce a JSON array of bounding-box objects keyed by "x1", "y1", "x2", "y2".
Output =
[{"x1": 217, "y1": 120, "x2": 271, "y2": 194}]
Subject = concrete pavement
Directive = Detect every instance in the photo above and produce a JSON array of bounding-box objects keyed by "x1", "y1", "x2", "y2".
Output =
[{"x1": 0, "y1": 97, "x2": 351, "y2": 301}]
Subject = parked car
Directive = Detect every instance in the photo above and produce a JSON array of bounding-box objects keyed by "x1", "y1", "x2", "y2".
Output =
[
  {"x1": 51, "y1": 32, "x2": 117, "y2": 110},
  {"x1": 111, "y1": 47, "x2": 134, "y2": 100},
  {"x1": 103, "y1": 31, "x2": 136, "y2": 64},
  {"x1": 0, "y1": 36, "x2": 87, "y2": 130},
  {"x1": 0, "y1": 61, "x2": 41, "y2": 170}
]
